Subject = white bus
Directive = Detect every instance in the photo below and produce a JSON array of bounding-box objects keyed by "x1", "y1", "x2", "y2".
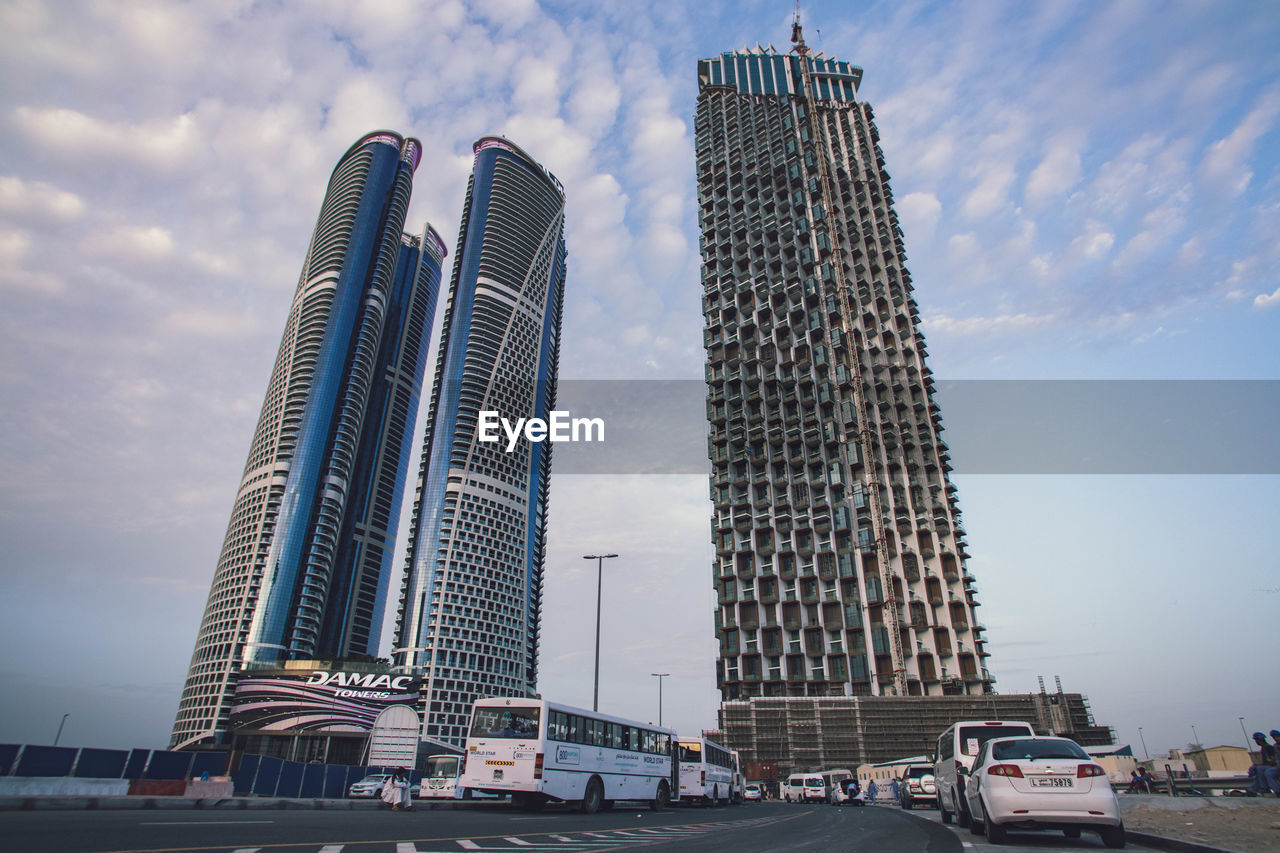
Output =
[
  {"x1": 458, "y1": 697, "x2": 679, "y2": 813},
  {"x1": 676, "y1": 737, "x2": 734, "y2": 805},
  {"x1": 419, "y1": 753, "x2": 500, "y2": 800}
]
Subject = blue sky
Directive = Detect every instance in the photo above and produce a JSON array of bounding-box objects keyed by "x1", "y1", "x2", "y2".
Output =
[{"x1": 0, "y1": 0, "x2": 1277, "y2": 759}]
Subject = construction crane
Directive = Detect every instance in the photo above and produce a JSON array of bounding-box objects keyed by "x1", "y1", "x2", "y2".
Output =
[{"x1": 790, "y1": 8, "x2": 908, "y2": 697}]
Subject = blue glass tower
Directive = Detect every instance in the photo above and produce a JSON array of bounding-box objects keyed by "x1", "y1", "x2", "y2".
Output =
[
  {"x1": 172, "y1": 131, "x2": 444, "y2": 749},
  {"x1": 394, "y1": 137, "x2": 567, "y2": 751}
]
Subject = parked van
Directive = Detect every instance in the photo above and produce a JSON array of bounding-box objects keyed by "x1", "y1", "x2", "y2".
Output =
[
  {"x1": 780, "y1": 772, "x2": 827, "y2": 803},
  {"x1": 934, "y1": 719, "x2": 1036, "y2": 827}
]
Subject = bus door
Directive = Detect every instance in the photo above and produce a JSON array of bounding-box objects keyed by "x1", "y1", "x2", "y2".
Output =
[{"x1": 668, "y1": 736, "x2": 680, "y2": 803}]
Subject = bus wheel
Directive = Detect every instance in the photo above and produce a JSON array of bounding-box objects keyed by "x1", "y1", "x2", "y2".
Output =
[
  {"x1": 649, "y1": 780, "x2": 670, "y2": 811},
  {"x1": 581, "y1": 776, "x2": 604, "y2": 814},
  {"x1": 461, "y1": 788, "x2": 473, "y2": 801}
]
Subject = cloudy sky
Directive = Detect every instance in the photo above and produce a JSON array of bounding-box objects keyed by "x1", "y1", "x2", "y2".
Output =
[{"x1": 1, "y1": 0, "x2": 1277, "y2": 760}]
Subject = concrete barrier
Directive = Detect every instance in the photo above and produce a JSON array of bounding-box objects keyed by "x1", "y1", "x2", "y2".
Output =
[{"x1": 0, "y1": 778, "x2": 130, "y2": 797}]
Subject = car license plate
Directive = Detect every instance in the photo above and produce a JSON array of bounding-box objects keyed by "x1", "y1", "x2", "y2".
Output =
[{"x1": 1030, "y1": 777, "x2": 1073, "y2": 788}]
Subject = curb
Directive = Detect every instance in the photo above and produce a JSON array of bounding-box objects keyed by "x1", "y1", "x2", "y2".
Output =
[
  {"x1": 0, "y1": 796, "x2": 497, "y2": 812},
  {"x1": 1125, "y1": 829, "x2": 1242, "y2": 853}
]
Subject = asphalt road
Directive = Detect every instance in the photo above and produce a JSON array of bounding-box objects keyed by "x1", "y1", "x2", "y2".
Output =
[{"x1": 0, "y1": 801, "x2": 1155, "y2": 853}]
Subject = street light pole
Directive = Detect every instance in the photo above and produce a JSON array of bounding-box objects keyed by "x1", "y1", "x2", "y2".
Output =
[
  {"x1": 1138, "y1": 727, "x2": 1149, "y2": 760},
  {"x1": 1239, "y1": 717, "x2": 1253, "y2": 755},
  {"x1": 1190, "y1": 725, "x2": 1200, "y2": 750},
  {"x1": 651, "y1": 673, "x2": 670, "y2": 726},
  {"x1": 584, "y1": 553, "x2": 618, "y2": 712},
  {"x1": 53, "y1": 713, "x2": 69, "y2": 747}
]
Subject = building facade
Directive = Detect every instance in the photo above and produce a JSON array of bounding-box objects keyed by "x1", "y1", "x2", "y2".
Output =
[
  {"x1": 172, "y1": 131, "x2": 445, "y2": 750},
  {"x1": 393, "y1": 137, "x2": 567, "y2": 751},
  {"x1": 697, "y1": 33, "x2": 993, "y2": 702}
]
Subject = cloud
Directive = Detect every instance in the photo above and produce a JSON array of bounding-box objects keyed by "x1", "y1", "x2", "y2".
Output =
[
  {"x1": 1025, "y1": 135, "x2": 1083, "y2": 206},
  {"x1": 0, "y1": 176, "x2": 85, "y2": 222},
  {"x1": 897, "y1": 191, "x2": 942, "y2": 238},
  {"x1": 923, "y1": 312, "x2": 1058, "y2": 337},
  {"x1": 1200, "y1": 85, "x2": 1280, "y2": 196},
  {"x1": 1254, "y1": 286, "x2": 1280, "y2": 310},
  {"x1": 83, "y1": 224, "x2": 176, "y2": 263},
  {"x1": 961, "y1": 163, "x2": 1016, "y2": 219}
]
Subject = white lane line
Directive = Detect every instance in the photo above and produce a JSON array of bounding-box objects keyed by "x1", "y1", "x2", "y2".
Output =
[
  {"x1": 397, "y1": 844, "x2": 423, "y2": 853},
  {"x1": 549, "y1": 836, "x2": 574, "y2": 842},
  {"x1": 457, "y1": 843, "x2": 481, "y2": 850},
  {"x1": 142, "y1": 821, "x2": 274, "y2": 826},
  {"x1": 318, "y1": 846, "x2": 346, "y2": 853},
  {"x1": 503, "y1": 840, "x2": 534, "y2": 847},
  {"x1": 230, "y1": 849, "x2": 261, "y2": 853}
]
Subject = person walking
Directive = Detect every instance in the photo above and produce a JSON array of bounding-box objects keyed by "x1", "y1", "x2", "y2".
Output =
[{"x1": 867, "y1": 778, "x2": 878, "y2": 805}]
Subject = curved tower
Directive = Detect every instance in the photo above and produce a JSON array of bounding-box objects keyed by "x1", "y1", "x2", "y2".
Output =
[
  {"x1": 394, "y1": 136, "x2": 567, "y2": 751},
  {"x1": 171, "y1": 131, "x2": 444, "y2": 749}
]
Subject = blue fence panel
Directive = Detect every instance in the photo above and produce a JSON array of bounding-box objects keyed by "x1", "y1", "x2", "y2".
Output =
[
  {"x1": 275, "y1": 760, "x2": 304, "y2": 798},
  {"x1": 15, "y1": 745, "x2": 77, "y2": 778},
  {"x1": 231, "y1": 754, "x2": 260, "y2": 795},
  {"x1": 144, "y1": 750, "x2": 194, "y2": 780},
  {"x1": 300, "y1": 764, "x2": 325, "y2": 798},
  {"x1": 73, "y1": 748, "x2": 129, "y2": 778},
  {"x1": 346, "y1": 765, "x2": 369, "y2": 795},
  {"x1": 0, "y1": 744, "x2": 20, "y2": 776},
  {"x1": 324, "y1": 764, "x2": 348, "y2": 799},
  {"x1": 252, "y1": 756, "x2": 282, "y2": 797},
  {"x1": 124, "y1": 749, "x2": 150, "y2": 779},
  {"x1": 190, "y1": 753, "x2": 228, "y2": 779}
]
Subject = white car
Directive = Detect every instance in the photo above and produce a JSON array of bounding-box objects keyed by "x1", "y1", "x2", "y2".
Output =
[
  {"x1": 348, "y1": 774, "x2": 421, "y2": 799},
  {"x1": 831, "y1": 779, "x2": 866, "y2": 806},
  {"x1": 963, "y1": 736, "x2": 1125, "y2": 848},
  {"x1": 742, "y1": 783, "x2": 762, "y2": 802}
]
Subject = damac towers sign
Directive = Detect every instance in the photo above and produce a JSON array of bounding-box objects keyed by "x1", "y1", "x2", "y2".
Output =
[{"x1": 228, "y1": 669, "x2": 420, "y2": 734}]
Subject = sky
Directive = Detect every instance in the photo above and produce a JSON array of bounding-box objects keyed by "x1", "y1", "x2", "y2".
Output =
[{"x1": 1, "y1": 0, "x2": 1278, "y2": 762}]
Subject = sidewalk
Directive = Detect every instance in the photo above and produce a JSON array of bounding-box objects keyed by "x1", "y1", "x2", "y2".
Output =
[{"x1": 0, "y1": 795, "x2": 497, "y2": 811}]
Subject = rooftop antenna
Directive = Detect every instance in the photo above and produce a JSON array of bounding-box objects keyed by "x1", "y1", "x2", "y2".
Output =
[{"x1": 791, "y1": 0, "x2": 808, "y2": 55}]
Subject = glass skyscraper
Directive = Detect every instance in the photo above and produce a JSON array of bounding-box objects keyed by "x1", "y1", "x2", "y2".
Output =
[
  {"x1": 697, "y1": 32, "x2": 993, "y2": 702},
  {"x1": 171, "y1": 131, "x2": 445, "y2": 749},
  {"x1": 394, "y1": 136, "x2": 567, "y2": 751}
]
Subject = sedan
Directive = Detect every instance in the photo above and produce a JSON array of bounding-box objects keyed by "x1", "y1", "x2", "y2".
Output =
[
  {"x1": 348, "y1": 774, "x2": 421, "y2": 798},
  {"x1": 742, "y1": 783, "x2": 762, "y2": 802},
  {"x1": 963, "y1": 736, "x2": 1125, "y2": 848}
]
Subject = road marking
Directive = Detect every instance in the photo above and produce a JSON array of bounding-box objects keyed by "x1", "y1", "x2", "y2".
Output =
[
  {"x1": 396, "y1": 844, "x2": 422, "y2": 853},
  {"x1": 230, "y1": 849, "x2": 261, "y2": 853},
  {"x1": 456, "y1": 843, "x2": 481, "y2": 850},
  {"x1": 140, "y1": 821, "x2": 275, "y2": 826},
  {"x1": 317, "y1": 847, "x2": 345, "y2": 853},
  {"x1": 503, "y1": 840, "x2": 534, "y2": 846},
  {"x1": 549, "y1": 837, "x2": 574, "y2": 842}
]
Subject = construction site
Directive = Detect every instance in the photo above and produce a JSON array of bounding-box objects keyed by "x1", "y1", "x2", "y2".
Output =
[{"x1": 713, "y1": 683, "x2": 1114, "y2": 779}]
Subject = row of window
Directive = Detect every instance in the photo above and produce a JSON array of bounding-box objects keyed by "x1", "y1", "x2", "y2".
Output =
[{"x1": 547, "y1": 710, "x2": 670, "y2": 755}]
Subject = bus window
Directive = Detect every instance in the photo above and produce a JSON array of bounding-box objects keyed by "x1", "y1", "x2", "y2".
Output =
[{"x1": 679, "y1": 741, "x2": 703, "y2": 762}]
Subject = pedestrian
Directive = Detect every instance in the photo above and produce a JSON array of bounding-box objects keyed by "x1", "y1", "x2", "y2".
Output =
[
  {"x1": 867, "y1": 778, "x2": 878, "y2": 805},
  {"x1": 890, "y1": 777, "x2": 899, "y2": 803},
  {"x1": 1139, "y1": 767, "x2": 1157, "y2": 793},
  {"x1": 1247, "y1": 732, "x2": 1279, "y2": 796},
  {"x1": 1126, "y1": 770, "x2": 1142, "y2": 793},
  {"x1": 381, "y1": 768, "x2": 410, "y2": 810}
]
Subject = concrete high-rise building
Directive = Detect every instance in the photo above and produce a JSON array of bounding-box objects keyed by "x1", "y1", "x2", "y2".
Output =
[
  {"x1": 697, "y1": 30, "x2": 994, "y2": 702},
  {"x1": 172, "y1": 131, "x2": 445, "y2": 749},
  {"x1": 393, "y1": 137, "x2": 567, "y2": 751}
]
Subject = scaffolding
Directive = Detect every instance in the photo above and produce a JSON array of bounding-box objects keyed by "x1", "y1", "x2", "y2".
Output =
[{"x1": 718, "y1": 691, "x2": 1114, "y2": 777}]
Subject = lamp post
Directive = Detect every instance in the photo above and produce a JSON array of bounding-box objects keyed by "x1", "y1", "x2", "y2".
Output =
[
  {"x1": 1239, "y1": 717, "x2": 1253, "y2": 755},
  {"x1": 584, "y1": 553, "x2": 618, "y2": 712},
  {"x1": 1190, "y1": 725, "x2": 1200, "y2": 751},
  {"x1": 53, "y1": 713, "x2": 69, "y2": 747},
  {"x1": 651, "y1": 673, "x2": 670, "y2": 726},
  {"x1": 1138, "y1": 727, "x2": 1149, "y2": 760}
]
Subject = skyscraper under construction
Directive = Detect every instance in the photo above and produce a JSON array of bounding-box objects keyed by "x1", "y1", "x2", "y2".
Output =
[{"x1": 698, "y1": 27, "x2": 993, "y2": 702}]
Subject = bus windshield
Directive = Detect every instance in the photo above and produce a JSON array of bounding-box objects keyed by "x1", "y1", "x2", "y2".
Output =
[
  {"x1": 678, "y1": 742, "x2": 703, "y2": 762},
  {"x1": 469, "y1": 706, "x2": 541, "y2": 739},
  {"x1": 425, "y1": 755, "x2": 460, "y2": 778}
]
